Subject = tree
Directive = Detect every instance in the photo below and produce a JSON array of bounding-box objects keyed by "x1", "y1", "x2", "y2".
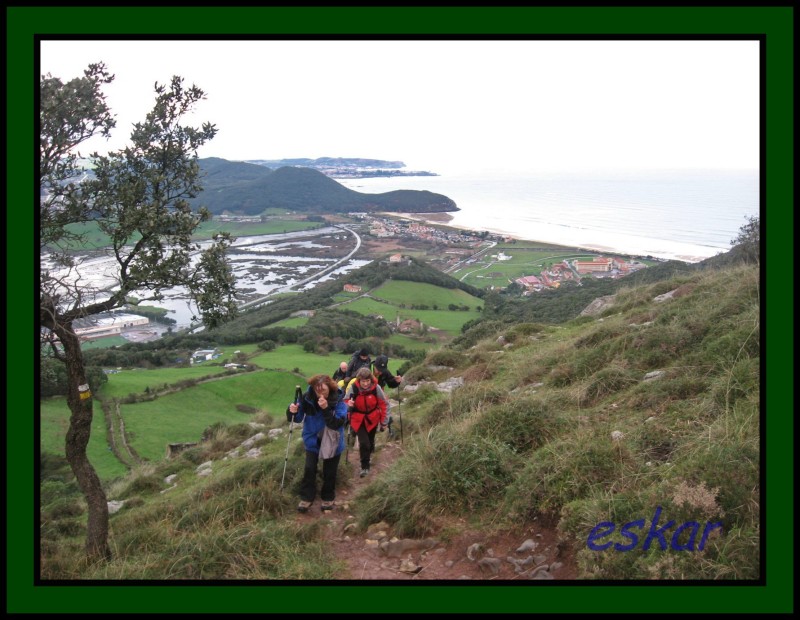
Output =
[
  {"x1": 731, "y1": 215, "x2": 760, "y2": 264},
  {"x1": 39, "y1": 65, "x2": 238, "y2": 560}
]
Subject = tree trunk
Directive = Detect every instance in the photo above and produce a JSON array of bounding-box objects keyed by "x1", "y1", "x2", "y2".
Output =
[{"x1": 57, "y1": 323, "x2": 111, "y2": 561}]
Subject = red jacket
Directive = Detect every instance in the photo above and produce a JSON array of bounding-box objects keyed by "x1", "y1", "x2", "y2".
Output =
[{"x1": 346, "y1": 381, "x2": 388, "y2": 432}]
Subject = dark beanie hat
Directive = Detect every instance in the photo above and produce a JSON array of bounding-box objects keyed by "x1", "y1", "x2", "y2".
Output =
[{"x1": 359, "y1": 348, "x2": 369, "y2": 357}]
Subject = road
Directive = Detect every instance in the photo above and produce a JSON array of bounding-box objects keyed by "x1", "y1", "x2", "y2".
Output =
[{"x1": 443, "y1": 240, "x2": 497, "y2": 277}]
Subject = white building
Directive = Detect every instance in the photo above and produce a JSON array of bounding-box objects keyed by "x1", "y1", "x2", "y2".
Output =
[
  {"x1": 73, "y1": 312, "x2": 150, "y2": 340},
  {"x1": 191, "y1": 348, "x2": 220, "y2": 363}
]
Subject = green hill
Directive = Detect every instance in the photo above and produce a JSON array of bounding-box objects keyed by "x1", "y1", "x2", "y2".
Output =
[{"x1": 191, "y1": 157, "x2": 457, "y2": 216}]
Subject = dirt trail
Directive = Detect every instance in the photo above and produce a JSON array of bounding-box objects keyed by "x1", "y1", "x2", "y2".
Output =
[{"x1": 294, "y1": 434, "x2": 579, "y2": 581}]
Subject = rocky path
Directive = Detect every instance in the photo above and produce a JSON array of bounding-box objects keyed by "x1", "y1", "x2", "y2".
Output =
[{"x1": 294, "y1": 434, "x2": 578, "y2": 581}]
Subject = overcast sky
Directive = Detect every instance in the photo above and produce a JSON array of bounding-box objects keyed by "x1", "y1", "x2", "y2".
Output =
[{"x1": 40, "y1": 39, "x2": 759, "y2": 175}]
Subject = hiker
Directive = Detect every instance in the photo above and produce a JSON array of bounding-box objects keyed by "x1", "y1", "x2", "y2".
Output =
[
  {"x1": 345, "y1": 366, "x2": 389, "y2": 478},
  {"x1": 371, "y1": 354, "x2": 402, "y2": 437},
  {"x1": 332, "y1": 361, "x2": 348, "y2": 387},
  {"x1": 372, "y1": 354, "x2": 403, "y2": 390},
  {"x1": 345, "y1": 347, "x2": 372, "y2": 384},
  {"x1": 286, "y1": 374, "x2": 347, "y2": 513}
]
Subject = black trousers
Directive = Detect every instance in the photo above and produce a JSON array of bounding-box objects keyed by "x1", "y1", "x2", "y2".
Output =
[
  {"x1": 300, "y1": 450, "x2": 341, "y2": 502},
  {"x1": 356, "y1": 425, "x2": 378, "y2": 469}
]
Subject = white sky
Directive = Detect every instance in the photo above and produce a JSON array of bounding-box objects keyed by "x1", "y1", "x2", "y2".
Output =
[{"x1": 39, "y1": 39, "x2": 759, "y2": 175}]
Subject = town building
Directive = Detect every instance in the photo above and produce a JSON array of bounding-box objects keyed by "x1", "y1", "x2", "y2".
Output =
[
  {"x1": 191, "y1": 348, "x2": 220, "y2": 363},
  {"x1": 72, "y1": 312, "x2": 150, "y2": 340},
  {"x1": 515, "y1": 275, "x2": 543, "y2": 291},
  {"x1": 574, "y1": 257, "x2": 615, "y2": 273}
]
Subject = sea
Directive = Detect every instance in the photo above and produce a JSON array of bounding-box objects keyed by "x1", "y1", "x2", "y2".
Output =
[{"x1": 337, "y1": 168, "x2": 759, "y2": 263}]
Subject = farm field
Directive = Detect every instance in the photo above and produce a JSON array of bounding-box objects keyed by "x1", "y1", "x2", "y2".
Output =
[
  {"x1": 341, "y1": 297, "x2": 480, "y2": 336},
  {"x1": 337, "y1": 280, "x2": 483, "y2": 336},
  {"x1": 249, "y1": 344, "x2": 409, "y2": 378},
  {"x1": 194, "y1": 218, "x2": 321, "y2": 239},
  {"x1": 268, "y1": 316, "x2": 309, "y2": 328},
  {"x1": 98, "y1": 366, "x2": 234, "y2": 400},
  {"x1": 119, "y1": 369, "x2": 300, "y2": 462},
  {"x1": 370, "y1": 280, "x2": 482, "y2": 310}
]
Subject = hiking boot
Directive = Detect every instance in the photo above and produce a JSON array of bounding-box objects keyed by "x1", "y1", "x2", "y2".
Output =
[
  {"x1": 359, "y1": 467, "x2": 370, "y2": 478},
  {"x1": 321, "y1": 501, "x2": 335, "y2": 512},
  {"x1": 297, "y1": 500, "x2": 312, "y2": 513}
]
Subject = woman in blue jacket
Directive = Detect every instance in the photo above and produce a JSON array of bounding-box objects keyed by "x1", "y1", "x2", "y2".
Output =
[{"x1": 286, "y1": 374, "x2": 348, "y2": 513}]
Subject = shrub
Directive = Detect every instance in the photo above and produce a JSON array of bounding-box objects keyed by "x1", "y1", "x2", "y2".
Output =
[
  {"x1": 470, "y1": 396, "x2": 566, "y2": 454},
  {"x1": 426, "y1": 349, "x2": 464, "y2": 368}
]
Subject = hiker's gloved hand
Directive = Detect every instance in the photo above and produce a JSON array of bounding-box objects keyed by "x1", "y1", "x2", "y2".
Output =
[{"x1": 379, "y1": 423, "x2": 386, "y2": 432}]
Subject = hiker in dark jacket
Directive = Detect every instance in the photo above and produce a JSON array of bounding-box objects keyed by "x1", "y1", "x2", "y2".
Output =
[
  {"x1": 286, "y1": 374, "x2": 347, "y2": 513},
  {"x1": 345, "y1": 348, "x2": 372, "y2": 384},
  {"x1": 332, "y1": 361, "x2": 348, "y2": 386},
  {"x1": 372, "y1": 354, "x2": 403, "y2": 390},
  {"x1": 345, "y1": 367, "x2": 389, "y2": 478}
]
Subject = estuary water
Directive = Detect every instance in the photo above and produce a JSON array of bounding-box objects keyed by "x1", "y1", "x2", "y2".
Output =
[{"x1": 338, "y1": 168, "x2": 759, "y2": 263}]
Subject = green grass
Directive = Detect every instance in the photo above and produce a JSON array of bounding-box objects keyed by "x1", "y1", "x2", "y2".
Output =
[
  {"x1": 371, "y1": 280, "x2": 482, "y2": 310},
  {"x1": 249, "y1": 344, "x2": 342, "y2": 376},
  {"x1": 269, "y1": 316, "x2": 309, "y2": 328},
  {"x1": 61, "y1": 221, "x2": 116, "y2": 249},
  {"x1": 81, "y1": 336, "x2": 129, "y2": 350},
  {"x1": 56, "y1": 218, "x2": 321, "y2": 251},
  {"x1": 385, "y1": 333, "x2": 432, "y2": 351},
  {"x1": 40, "y1": 397, "x2": 129, "y2": 481},
  {"x1": 97, "y1": 366, "x2": 233, "y2": 400},
  {"x1": 119, "y1": 370, "x2": 299, "y2": 462},
  {"x1": 194, "y1": 219, "x2": 321, "y2": 239},
  {"x1": 338, "y1": 281, "x2": 483, "y2": 336}
]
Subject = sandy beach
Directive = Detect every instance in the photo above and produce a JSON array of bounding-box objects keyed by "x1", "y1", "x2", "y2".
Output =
[{"x1": 387, "y1": 211, "x2": 711, "y2": 263}]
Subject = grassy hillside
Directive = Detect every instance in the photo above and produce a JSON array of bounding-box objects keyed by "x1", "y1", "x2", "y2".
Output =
[
  {"x1": 362, "y1": 262, "x2": 760, "y2": 579},
  {"x1": 39, "y1": 260, "x2": 761, "y2": 581}
]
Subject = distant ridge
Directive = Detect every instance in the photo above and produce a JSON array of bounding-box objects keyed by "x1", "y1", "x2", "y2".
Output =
[
  {"x1": 246, "y1": 156, "x2": 406, "y2": 169},
  {"x1": 191, "y1": 157, "x2": 456, "y2": 216}
]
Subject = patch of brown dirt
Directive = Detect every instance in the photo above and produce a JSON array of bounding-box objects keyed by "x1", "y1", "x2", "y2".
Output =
[{"x1": 294, "y1": 435, "x2": 579, "y2": 581}]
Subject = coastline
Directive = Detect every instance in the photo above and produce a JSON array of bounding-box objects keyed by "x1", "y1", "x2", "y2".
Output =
[{"x1": 390, "y1": 211, "x2": 714, "y2": 264}]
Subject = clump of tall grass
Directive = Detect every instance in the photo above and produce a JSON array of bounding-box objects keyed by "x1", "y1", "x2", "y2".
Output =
[
  {"x1": 421, "y1": 382, "x2": 506, "y2": 427},
  {"x1": 502, "y1": 429, "x2": 636, "y2": 523},
  {"x1": 469, "y1": 396, "x2": 566, "y2": 455},
  {"x1": 356, "y1": 423, "x2": 520, "y2": 536}
]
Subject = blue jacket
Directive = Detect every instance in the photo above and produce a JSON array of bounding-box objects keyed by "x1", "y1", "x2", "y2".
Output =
[{"x1": 288, "y1": 386, "x2": 347, "y2": 456}]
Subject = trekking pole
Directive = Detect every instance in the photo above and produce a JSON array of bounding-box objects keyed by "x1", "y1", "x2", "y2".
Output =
[
  {"x1": 396, "y1": 386, "x2": 403, "y2": 445},
  {"x1": 344, "y1": 418, "x2": 351, "y2": 462},
  {"x1": 281, "y1": 385, "x2": 302, "y2": 492}
]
